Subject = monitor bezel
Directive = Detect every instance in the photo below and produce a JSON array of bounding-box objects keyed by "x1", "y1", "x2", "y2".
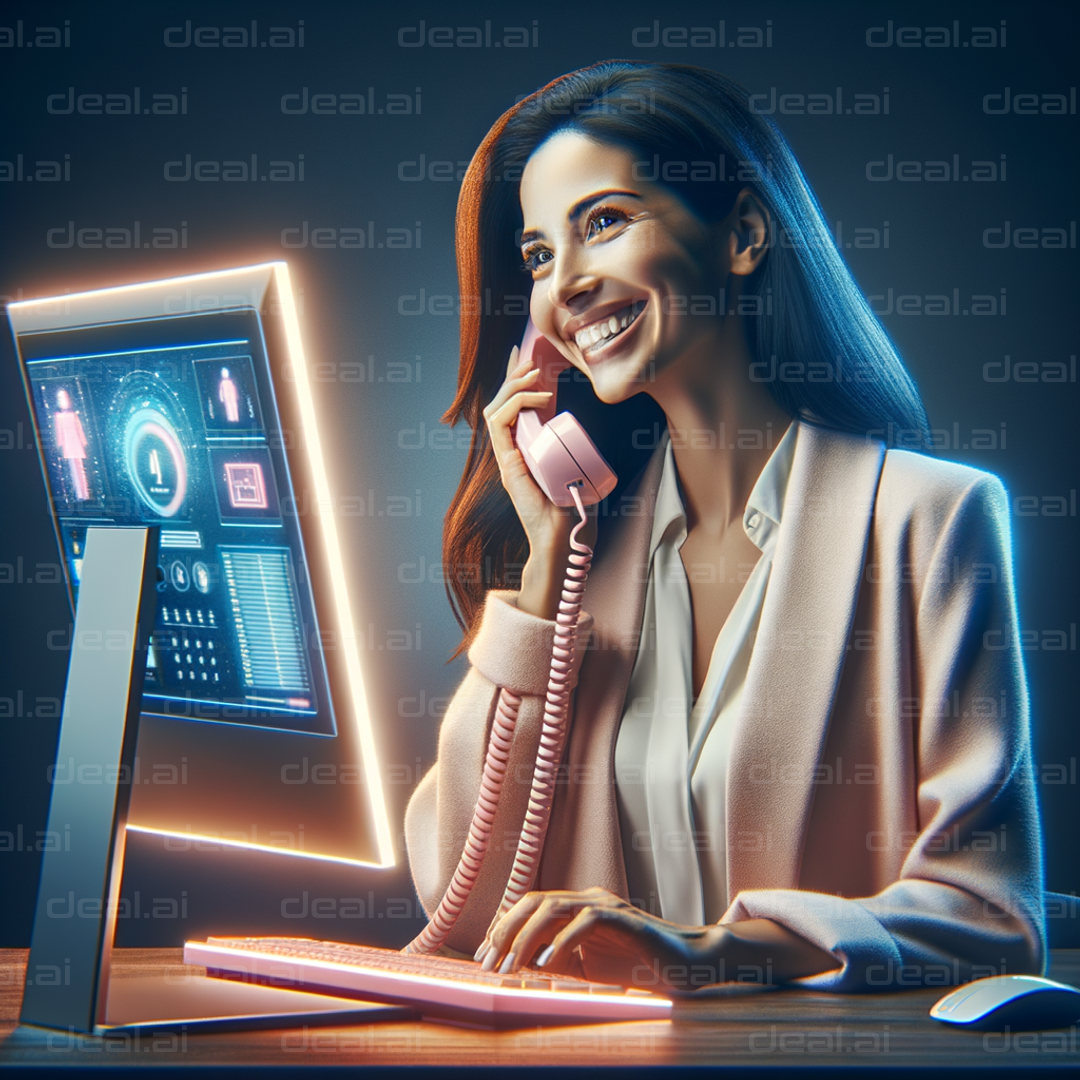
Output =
[{"x1": 8, "y1": 262, "x2": 395, "y2": 869}]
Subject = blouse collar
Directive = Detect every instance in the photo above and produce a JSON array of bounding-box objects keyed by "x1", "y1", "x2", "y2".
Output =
[{"x1": 647, "y1": 418, "x2": 799, "y2": 561}]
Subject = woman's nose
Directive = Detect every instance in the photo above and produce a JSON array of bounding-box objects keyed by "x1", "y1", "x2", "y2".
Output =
[{"x1": 550, "y1": 246, "x2": 600, "y2": 312}]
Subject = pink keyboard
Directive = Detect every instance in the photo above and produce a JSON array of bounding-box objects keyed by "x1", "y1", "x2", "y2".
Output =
[{"x1": 184, "y1": 936, "x2": 672, "y2": 1028}]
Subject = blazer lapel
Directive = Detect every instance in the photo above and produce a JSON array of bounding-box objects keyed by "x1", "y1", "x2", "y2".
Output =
[
  {"x1": 540, "y1": 447, "x2": 665, "y2": 898},
  {"x1": 726, "y1": 424, "x2": 885, "y2": 899}
]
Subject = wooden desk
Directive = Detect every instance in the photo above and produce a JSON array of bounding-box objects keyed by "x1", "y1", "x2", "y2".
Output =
[{"x1": 1, "y1": 948, "x2": 1078, "y2": 1072}]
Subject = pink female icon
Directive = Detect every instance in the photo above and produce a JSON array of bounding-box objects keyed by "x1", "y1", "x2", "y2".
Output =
[
  {"x1": 53, "y1": 389, "x2": 90, "y2": 501},
  {"x1": 218, "y1": 367, "x2": 240, "y2": 423}
]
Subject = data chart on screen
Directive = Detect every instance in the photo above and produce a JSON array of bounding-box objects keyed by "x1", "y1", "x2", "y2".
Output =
[{"x1": 24, "y1": 336, "x2": 335, "y2": 736}]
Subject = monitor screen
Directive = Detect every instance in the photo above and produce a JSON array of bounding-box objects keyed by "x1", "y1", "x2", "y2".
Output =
[
  {"x1": 24, "y1": 324, "x2": 332, "y2": 736},
  {"x1": 9, "y1": 264, "x2": 393, "y2": 867}
]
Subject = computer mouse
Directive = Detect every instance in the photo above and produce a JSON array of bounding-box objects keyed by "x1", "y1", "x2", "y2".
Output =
[{"x1": 930, "y1": 975, "x2": 1080, "y2": 1030}]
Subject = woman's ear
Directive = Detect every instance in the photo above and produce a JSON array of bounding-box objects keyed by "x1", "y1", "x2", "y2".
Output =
[{"x1": 726, "y1": 188, "x2": 771, "y2": 277}]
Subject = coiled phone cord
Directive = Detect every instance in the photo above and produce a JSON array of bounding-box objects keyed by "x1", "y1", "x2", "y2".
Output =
[
  {"x1": 405, "y1": 485, "x2": 592, "y2": 955},
  {"x1": 494, "y1": 484, "x2": 591, "y2": 917}
]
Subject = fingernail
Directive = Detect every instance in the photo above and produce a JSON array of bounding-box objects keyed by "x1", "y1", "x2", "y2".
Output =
[
  {"x1": 473, "y1": 941, "x2": 489, "y2": 963},
  {"x1": 498, "y1": 952, "x2": 517, "y2": 975},
  {"x1": 481, "y1": 948, "x2": 499, "y2": 973},
  {"x1": 536, "y1": 945, "x2": 554, "y2": 968}
]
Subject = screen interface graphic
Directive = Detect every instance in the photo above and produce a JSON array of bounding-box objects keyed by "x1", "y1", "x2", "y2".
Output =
[{"x1": 24, "y1": 334, "x2": 335, "y2": 737}]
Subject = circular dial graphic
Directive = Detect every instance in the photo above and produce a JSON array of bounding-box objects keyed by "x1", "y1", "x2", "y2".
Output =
[{"x1": 123, "y1": 407, "x2": 188, "y2": 517}]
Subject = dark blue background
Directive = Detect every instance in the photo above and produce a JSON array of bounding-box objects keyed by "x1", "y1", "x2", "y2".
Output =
[{"x1": 1, "y1": 0, "x2": 1076, "y2": 947}]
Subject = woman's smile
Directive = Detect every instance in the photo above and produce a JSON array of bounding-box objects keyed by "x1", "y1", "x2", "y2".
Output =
[
  {"x1": 519, "y1": 130, "x2": 727, "y2": 404},
  {"x1": 569, "y1": 298, "x2": 647, "y2": 360}
]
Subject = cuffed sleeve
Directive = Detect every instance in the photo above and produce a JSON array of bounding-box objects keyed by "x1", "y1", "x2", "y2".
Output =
[{"x1": 468, "y1": 590, "x2": 593, "y2": 695}]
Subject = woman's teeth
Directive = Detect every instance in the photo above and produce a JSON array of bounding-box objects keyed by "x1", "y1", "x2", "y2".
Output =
[{"x1": 574, "y1": 302, "x2": 643, "y2": 351}]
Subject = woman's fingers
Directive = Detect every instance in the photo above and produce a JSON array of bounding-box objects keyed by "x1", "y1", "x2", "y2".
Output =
[
  {"x1": 534, "y1": 907, "x2": 606, "y2": 972},
  {"x1": 505, "y1": 343, "x2": 521, "y2": 377},
  {"x1": 483, "y1": 362, "x2": 540, "y2": 418},
  {"x1": 478, "y1": 894, "x2": 549, "y2": 971},
  {"x1": 485, "y1": 384, "x2": 551, "y2": 430},
  {"x1": 482, "y1": 365, "x2": 542, "y2": 439},
  {"x1": 472, "y1": 889, "x2": 707, "y2": 987},
  {"x1": 494, "y1": 895, "x2": 581, "y2": 973},
  {"x1": 485, "y1": 390, "x2": 553, "y2": 466},
  {"x1": 486, "y1": 341, "x2": 540, "y2": 435},
  {"x1": 479, "y1": 889, "x2": 627, "y2": 974}
]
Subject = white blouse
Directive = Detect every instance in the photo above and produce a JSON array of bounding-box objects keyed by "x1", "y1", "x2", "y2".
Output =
[{"x1": 614, "y1": 420, "x2": 798, "y2": 926}]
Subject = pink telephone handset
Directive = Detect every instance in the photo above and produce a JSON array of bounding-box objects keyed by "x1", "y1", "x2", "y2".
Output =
[
  {"x1": 512, "y1": 320, "x2": 617, "y2": 507},
  {"x1": 405, "y1": 321, "x2": 611, "y2": 957}
]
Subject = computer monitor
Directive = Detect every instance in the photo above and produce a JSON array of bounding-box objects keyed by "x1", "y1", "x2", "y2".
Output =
[{"x1": 7, "y1": 263, "x2": 394, "y2": 869}]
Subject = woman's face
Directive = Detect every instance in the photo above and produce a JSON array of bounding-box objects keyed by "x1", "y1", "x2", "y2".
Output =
[{"x1": 518, "y1": 129, "x2": 730, "y2": 405}]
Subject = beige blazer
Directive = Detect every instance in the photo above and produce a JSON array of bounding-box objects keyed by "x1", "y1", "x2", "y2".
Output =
[{"x1": 405, "y1": 422, "x2": 1045, "y2": 989}]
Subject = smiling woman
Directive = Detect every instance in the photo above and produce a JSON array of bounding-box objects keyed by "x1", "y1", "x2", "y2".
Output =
[{"x1": 403, "y1": 60, "x2": 1045, "y2": 994}]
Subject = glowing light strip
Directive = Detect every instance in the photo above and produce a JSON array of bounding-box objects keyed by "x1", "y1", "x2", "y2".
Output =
[
  {"x1": 9, "y1": 263, "x2": 276, "y2": 314},
  {"x1": 127, "y1": 825, "x2": 383, "y2": 868},
  {"x1": 270, "y1": 261, "x2": 394, "y2": 868}
]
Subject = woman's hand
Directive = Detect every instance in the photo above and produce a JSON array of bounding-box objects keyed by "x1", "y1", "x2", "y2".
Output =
[
  {"x1": 474, "y1": 887, "x2": 726, "y2": 991},
  {"x1": 474, "y1": 887, "x2": 839, "y2": 992},
  {"x1": 482, "y1": 345, "x2": 595, "y2": 620}
]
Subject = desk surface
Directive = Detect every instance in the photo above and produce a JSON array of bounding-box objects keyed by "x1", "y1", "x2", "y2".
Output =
[{"x1": 1, "y1": 948, "x2": 1078, "y2": 1072}]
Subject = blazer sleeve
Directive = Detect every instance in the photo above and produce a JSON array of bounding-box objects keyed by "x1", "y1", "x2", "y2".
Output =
[
  {"x1": 404, "y1": 590, "x2": 594, "y2": 953},
  {"x1": 722, "y1": 472, "x2": 1047, "y2": 991}
]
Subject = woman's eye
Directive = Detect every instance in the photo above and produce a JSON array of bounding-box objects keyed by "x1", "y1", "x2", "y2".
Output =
[
  {"x1": 586, "y1": 208, "x2": 627, "y2": 239},
  {"x1": 521, "y1": 248, "x2": 552, "y2": 274}
]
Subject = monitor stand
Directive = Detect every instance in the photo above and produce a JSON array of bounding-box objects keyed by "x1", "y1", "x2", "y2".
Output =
[{"x1": 18, "y1": 526, "x2": 406, "y2": 1035}]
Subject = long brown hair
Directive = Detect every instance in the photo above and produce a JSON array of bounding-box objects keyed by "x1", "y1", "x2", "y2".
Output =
[{"x1": 442, "y1": 61, "x2": 929, "y2": 647}]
